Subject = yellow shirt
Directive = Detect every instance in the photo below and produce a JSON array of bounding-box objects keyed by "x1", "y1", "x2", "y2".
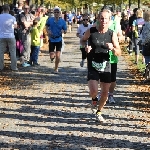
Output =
[{"x1": 31, "y1": 27, "x2": 40, "y2": 46}]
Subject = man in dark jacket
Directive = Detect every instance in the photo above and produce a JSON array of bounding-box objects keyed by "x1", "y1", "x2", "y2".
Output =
[
  {"x1": 129, "y1": 8, "x2": 138, "y2": 27},
  {"x1": 128, "y1": 8, "x2": 138, "y2": 54}
]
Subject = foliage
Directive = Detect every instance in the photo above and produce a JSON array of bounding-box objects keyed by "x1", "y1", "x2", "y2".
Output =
[{"x1": 1, "y1": 0, "x2": 149, "y2": 10}]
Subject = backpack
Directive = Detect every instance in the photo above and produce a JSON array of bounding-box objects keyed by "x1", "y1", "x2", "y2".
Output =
[
  {"x1": 134, "y1": 18, "x2": 145, "y2": 38},
  {"x1": 14, "y1": 11, "x2": 24, "y2": 56}
]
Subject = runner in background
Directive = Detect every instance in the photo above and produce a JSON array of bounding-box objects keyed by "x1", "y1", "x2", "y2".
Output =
[
  {"x1": 76, "y1": 11, "x2": 82, "y2": 28},
  {"x1": 76, "y1": 14, "x2": 92, "y2": 67},
  {"x1": 67, "y1": 11, "x2": 74, "y2": 33},
  {"x1": 46, "y1": 6, "x2": 67, "y2": 73}
]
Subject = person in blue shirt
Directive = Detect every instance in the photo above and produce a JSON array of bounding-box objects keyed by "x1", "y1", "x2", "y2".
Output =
[
  {"x1": 46, "y1": 6, "x2": 67, "y2": 73},
  {"x1": 67, "y1": 11, "x2": 74, "y2": 33},
  {"x1": 76, "y1": 11, "x2": 82, "y2": 27}
]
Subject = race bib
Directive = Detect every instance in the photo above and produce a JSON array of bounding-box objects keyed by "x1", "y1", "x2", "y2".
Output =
[{"x1": 92, "y1": 61, "x2": 107, "y2": 72}]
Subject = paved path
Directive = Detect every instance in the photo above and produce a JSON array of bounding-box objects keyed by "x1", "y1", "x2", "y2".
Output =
[{"x1": 0, "y1": 26, "x2": 149, "y2": 150}]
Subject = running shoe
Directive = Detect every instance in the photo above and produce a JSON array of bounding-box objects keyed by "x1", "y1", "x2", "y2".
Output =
[
  {"x1": 108, "y1": 95, "x2": 115, "y2": 104},
  {"x1": 91, "y1": 97, "x2": 98, "y2": 107},
  {"x1": 22, "y1": 62, "x2": 31, "y2": 67},
  {"x1": 33, "y1": 63, "x2": 40, "y2": 66},
  {"x1": 91, "y1": 98, "x2": 98, "y2": 113},
  {"x1": 96, "y1": 111, "x2": 105, "y2": 123},
  {"x1": 51, "y1": 58, "x2": 55, "y2": 63},
  {"x1": 80, "y1": 60, "x2": 84, "y2": 67},
  {"x1": 53, "y1": 69, "x2": 59, "y2": 74}
]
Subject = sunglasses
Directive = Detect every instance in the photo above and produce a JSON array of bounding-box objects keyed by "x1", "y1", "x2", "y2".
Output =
[
  {"x1": 83, "y1": 19, "x2": 88, "y2": 21},
  {"x1": 54, "y1": 12, "x2": 59, "y2": 14}
]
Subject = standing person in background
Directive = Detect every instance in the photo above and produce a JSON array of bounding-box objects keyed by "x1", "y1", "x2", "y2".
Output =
[
  {"x1": 140, "y1": 11, "x2": 150, "y2": 65},
  {"x1": 0, "y1": 4, "x2": 18, "y2": 71},
  {"x1": 120, "y1": 15, "x2": 129, "y2": 41},
  {"x1": 46, "y1": 6, "x2": 67, "y2": 73},
  {"x1": 38, "y1": 7, "x2": 49, "y2": 48},
  {"x1": 76, "y1": 14, "x2": 92, "y2": 67},
  {"x1": 67, "y1": 11, "x2": 74, "y2": 33},
  {"x1": 30, "y1": 19, "x2": 41, "y2": 66},
  {"x1": 14, "y1": 0, "x2": 25, "y2": 60},
  {"x1": 128, "y1": 8, "x2": 138, "y2": 54},
  {"x1": 19, "y1": 5, "x2": 33, "y2": 67},
  {"x1": 132, "y1": 9, "x2": 145, "y2": 64},
  {"x1": 14, "y1": 0, "x2": 24, "y2": 14}
]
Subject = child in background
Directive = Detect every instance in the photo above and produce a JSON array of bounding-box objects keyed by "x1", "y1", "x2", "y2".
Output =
[{"x1": 30, "y1": 19, "x2": 41, "y2": 66}]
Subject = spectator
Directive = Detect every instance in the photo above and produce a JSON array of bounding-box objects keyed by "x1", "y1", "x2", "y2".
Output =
[
  {"x1": 128, "y1": 8, "x2": 138, "y2": 54},
  {"x1": 30, "y1": 19, "x2": 41, "y2": 66},
  {"x1": 37, "y1": 7, "x2": 49, "y2": 48},
  {"x1": 141, "y1": 11, "x2": 150, "y2": 65},
  {"x1": 132, "y1": 9, "x2": 145, "y2": 64},
  {"x1": 0, "y1": 4, "x2": 18, "y2": 71},
  {"x1": 14, "y1": 0, "x2": 24, "y2": 14},
  {"x1": 120, "y1": 15, "x2": 129, "y2": 41},
  {"x1": 19, "y1": 5, "x2": 33, "y2": 67}
]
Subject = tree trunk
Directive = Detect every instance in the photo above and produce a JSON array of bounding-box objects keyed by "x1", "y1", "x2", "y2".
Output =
[
  {"x1": 13, "y1": 0, "x2": 17, "y2": 5},
  {"x1": 26, "y1": 0, "x2": 32, "y2": 5},
  {"x1": 0, "y1": 0, "x2": 4, "y2": 5},
  {"x1": 40, "y1": 0, "x2": 44, "y2": 6},
  {"x1": 35, "y1": 0, "x2": 38, "y2": 6}
]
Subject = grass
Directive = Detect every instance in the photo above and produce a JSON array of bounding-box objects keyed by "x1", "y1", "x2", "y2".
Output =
[
  {"x1": 128, "y1": 52, "x2": 145, "y2": 72},
  {"x1": 121, "y1": 45, "x2": 146, "y2": 73}
]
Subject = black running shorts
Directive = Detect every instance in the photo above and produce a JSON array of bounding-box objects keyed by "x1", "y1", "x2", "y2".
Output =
[
  {"x1": 111, "y1": 63, "x2": 117, "y2": 82},
  {"x1": 49, "y1": 41, "x2": 62, "y2": 53},
  {"x1": 87, "y1": 67, "x2": 111, "y2": 83}
]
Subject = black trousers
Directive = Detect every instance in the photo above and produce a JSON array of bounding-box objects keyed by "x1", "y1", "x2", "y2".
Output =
[{"x1": 80, "y1": 48, "x2": 87, "y2": 59}]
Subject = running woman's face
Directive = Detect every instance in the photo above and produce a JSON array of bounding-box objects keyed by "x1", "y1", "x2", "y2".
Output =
[{"x1": 99, "y1": 11, "x2": 111, "y2": 28}]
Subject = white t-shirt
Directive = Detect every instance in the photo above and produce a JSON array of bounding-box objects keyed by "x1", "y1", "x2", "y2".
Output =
[
  {"x1": 0, "y1": 13, "x2": 17, "y2": 38},
  {"x1": 77, "y1": 24, "x2": 92, "y2": 46}
]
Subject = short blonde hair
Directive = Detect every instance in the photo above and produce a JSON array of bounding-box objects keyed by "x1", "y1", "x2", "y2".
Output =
[
  {"x1": 136, "y1": 9, "x2": 143, "y2": 18},
  {"x1": 143, "y1": 11, "x2": 150, "y2": 22}
]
